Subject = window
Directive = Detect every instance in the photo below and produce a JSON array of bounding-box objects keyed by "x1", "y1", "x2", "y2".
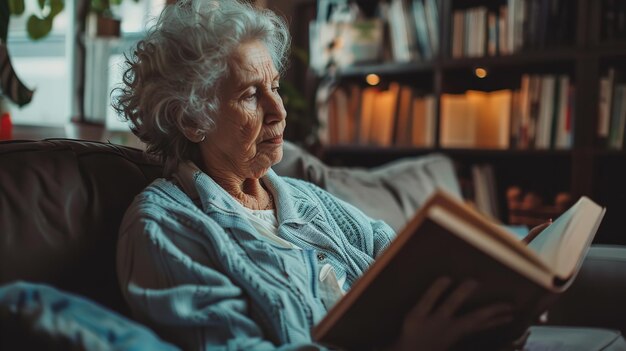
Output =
[
  {"x1": 7, "y1": 2, "x2": 70, "y2": 126},
  {"x1": 6, "y1": 0, "x2": 166, "y2": 127}
]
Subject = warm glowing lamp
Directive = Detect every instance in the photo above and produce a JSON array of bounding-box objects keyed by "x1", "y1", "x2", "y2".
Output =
[
  {"x1": 365, "y1": 74, "x2": 380, "y2": 86},
  {"x1": 475, "y1": 67, "x2": 487, "y2": 78}
]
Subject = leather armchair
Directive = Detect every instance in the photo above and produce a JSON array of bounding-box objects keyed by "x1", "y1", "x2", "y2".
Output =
[
  {"x1": 1, "y1": 138, "x2": 625, "y2": 348},
  {"x1": 0, "y1": 139, "x2": 162, "y2": 317}
]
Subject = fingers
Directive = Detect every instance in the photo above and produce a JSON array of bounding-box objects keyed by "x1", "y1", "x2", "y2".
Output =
[
  {"x1": 454, "y1": 303, "x2": 513, "y2": 337},
  {"x1": 408, "y1": 276, "x2": 452, "y2": 320},
  {"x1": 522, "y1": 221, "x2": 551, "y2": 244},
  {"x1": 436, "y1": 280, "x2": 478, "y2": 318}
]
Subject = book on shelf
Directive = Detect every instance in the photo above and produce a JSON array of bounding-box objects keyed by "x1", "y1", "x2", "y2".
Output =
[
  {"x1": 449, "y1": 0, "x2": 574, "y2": 59},
  {"x1": 370, "y1": 83, "x2": 401, "y2": 147},
  {"x1": 597, "y1": 67, "x2": 626, "y2": 150},
  {"x1": 423, "y1": 0, "x2": 440, "y2": 57},
  {"x1": 600, "y1": 67, "x2": 626, "y2": 150},
  {"x1": 440, "y1": 90, "x2": 512, "y2": 149},
  {"x1": 535, "y1": 75, "x2": 556, "y2": 149},
  {"x1": 451, "y1": 10, "x2": 465, "y2": 58},
  {"x1": 554, "y1": 76, "x2": 572, "y2": 149},
  {"x1": 410, "y1": 94, "x2": 436, "y2": 147},
  {"x1": 320, "y1": 83, "x2": 435, "y2": 148},
  {"x1": 411, "y1": 0, "x2": 433, "y2": 59},
  {"x1": 309, "y1": 4, "x2": 384, "y2": 74},
  {"x1": 598, "y1": 68, "x2": 615, "y2": 142},
  {"x1": 601, "y1": 0, "x2": 626, "y2": 42},
  {"x1": 388, "y1": 0, "x2": 418, "y2": 62},
  {"x1": 472, "y1": 163, "x2": 500, "y2": 220},
  {"x1": 511, "y1": 74, "x2": 573, "y2": 150},
  {"x1": 498, "y1": 5, "x2": 509, "y2": 55},
  {"x1": 440, "y1": 93, "x2": 479, "y2": 148},
  {"x1": 487, "y1": 11, "x2": 498, "y2": 56},
  {"x1": 313, "y1": 190, "x2": 605, "y2": 350},
  {"x1": 393, "y1": 85, "x2": 413, "y2": 146},
  {"x1": 609, "y1": 85, "x2": 626, "y2": 149},
  {"x1": 328, "y1": 87, "x2": 350, "y2": 145}
]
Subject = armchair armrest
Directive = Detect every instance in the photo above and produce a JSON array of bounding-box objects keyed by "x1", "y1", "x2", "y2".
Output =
[{"x1": 547, "y1": 245, "x2": 626, "y2": 335}]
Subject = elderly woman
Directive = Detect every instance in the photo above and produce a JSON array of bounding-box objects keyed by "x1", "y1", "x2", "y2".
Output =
[{"x1": 114, "y1": 1, "x2": 512, "y2": 350}]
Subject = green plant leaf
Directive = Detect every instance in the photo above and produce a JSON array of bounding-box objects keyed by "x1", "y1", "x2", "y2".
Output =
[
  {"x1": 26, "y1": 15, "x2": 53, "y2": 40},
  {"x1": 50, "y1": 0, "x2": 64, "y2": 16},
  {"x1": 37, "y1": 0, "x2": 46, "y2": 10},
  {"x1": 8, "y1": 0, "x2": 25, "y2": 16},
  {"x1": 1, "y1": 1, "x2": 9, "y2": 43},
  {"x1": 0, "y1": 43, "x2": 35, "y2": 106},
  {"x1": 90, "y1": 0, "x2": 106, "y2": 14}
]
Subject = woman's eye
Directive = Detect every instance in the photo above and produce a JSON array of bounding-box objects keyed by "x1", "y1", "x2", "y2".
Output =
[
  {"x1": 243, "y1": 91, "x2": 257, "y2": 101},
  {"x1": 272, "y1": 86, "x2": 280, "y2": 93}
]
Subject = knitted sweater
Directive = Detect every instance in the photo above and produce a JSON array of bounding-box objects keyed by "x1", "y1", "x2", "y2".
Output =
[{"x1": 116, "y1": 166, "x2": 396, "y2": 350}]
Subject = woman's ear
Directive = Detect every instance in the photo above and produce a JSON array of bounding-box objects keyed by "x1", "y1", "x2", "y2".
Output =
[{"x1": 181, "y1": 127, "x2": 206, "y2": 143}]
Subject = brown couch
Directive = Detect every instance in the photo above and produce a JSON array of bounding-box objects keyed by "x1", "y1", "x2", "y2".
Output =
[{"x1": 1, "y1": 138, "x2": 626, "y2": 349}]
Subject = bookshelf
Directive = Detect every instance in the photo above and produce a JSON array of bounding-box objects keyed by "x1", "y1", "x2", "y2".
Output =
[{"x1": 310, "y1": 0, "x2": 626, "y2": 244}]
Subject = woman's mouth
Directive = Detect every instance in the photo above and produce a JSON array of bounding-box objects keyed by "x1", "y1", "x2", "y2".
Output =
[{"x1": 263, "y1": 135, "x2": 283, "y2": 144}]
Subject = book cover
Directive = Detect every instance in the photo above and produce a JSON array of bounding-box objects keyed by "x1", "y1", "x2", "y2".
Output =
[
  {"x1": 452, "y1": 10, "x2": 465, "y2": 58},
  {"x1": 598, "y1": 68, "x2": 615, "y2": 140},
  {"x1": 388, "y1": 0, "x2": 414, "y2": 62},
  {"x1": 536, "y1": 75, "x2": 556, "y2": 149},
  {"x1": 440, "y1": 93, "x2": 478, "y2": 148},
  {"x1": 423, "y1": 0, "x2": 440, "y2": 56},
  {"x1": 411, "y1": 0, "x2": 432, "y2": 59},
  {"x1": 370, "y1": 83, "x2": 400, "y2": 147},
  {"x1": 608, "y1": 84, "x2": 624, "y2": 149},
  {"x1": 358, "y1": 87, "x2": 378, "y2": 144},
  {"x1": 394, "y1": 85, "x2": 414, "y2": 146},
  {"x1": 469, "y1": 89, "x2": 512, "y2": 149},
  {"x1": 555, "y1": 76, "x2": 571, "y2": 149},
  {"x1": 313, "y1": 191, "x2": 605, "y2": 350}
]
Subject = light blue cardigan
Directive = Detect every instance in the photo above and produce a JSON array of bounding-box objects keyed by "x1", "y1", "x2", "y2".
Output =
[{"x1": 117, "y1": 167, "x2": 396, "y2": 350}]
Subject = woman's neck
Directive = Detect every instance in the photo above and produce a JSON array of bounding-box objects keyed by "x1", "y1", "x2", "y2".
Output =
[{"x1": 210, "y1": 172, "x2": 274, "y2": 211}]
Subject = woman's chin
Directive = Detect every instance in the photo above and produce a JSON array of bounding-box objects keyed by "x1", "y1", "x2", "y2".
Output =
[{"x1": 249, "y1": 148, "x2": 283, "y2": 178}]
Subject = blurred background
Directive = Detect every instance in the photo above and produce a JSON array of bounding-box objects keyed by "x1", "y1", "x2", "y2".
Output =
[{"x1": 3, "y1": 0, "x2": 626, "y2": 243}]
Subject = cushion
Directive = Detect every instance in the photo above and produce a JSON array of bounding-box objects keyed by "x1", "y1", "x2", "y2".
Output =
[
  {"x1": 0, "y1": 281, "x2": 178, "y2": 350},
  {"x1": 274, "y1": 141, "x2": 462, "y2": 231}
]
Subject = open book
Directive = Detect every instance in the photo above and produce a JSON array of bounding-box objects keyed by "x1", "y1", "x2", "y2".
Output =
[{"x1": 312, "y1": 190, "x2": 605, "y2": 350}]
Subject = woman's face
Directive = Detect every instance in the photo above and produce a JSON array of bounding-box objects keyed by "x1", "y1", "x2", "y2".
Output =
[{"x1": 200, "y1": 40, "x2": 287, "y2": 180}]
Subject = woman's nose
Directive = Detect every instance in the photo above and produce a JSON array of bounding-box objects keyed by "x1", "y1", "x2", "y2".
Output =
[{"x1": 263, "y1": 92, "x2": 287, "y2": 124}]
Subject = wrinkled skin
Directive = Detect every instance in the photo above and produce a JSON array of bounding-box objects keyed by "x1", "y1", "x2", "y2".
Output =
[{"x1": 186, "y1": 40, "x2": 286, "y2": 210}]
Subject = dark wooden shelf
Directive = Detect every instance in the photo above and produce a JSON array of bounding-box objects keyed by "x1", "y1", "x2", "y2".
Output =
[
  {"x1": 308, "y1": 0, "x2": 626, "y2": 243},
  {"x1": 593, "y1": 149, "x2": 626, "y2": 157},
  {"x1": 437, "y1": 147, "x2": 573, "y2": 158},
  {"x1": 592, "y1": 43, "x2": 626, "y2": 58},
  {"x1": 322, "y1": 145, "x2": 573, "y2": 159},
  {"x1": 440, "y1": 49, "x2": 579, "y2": 69},
  {"x1": 333, "y1": 61, "x2": 434, "y2": 78},
  {"x1": 326, "y1": 49, "x2": 580, "y2": 78}
]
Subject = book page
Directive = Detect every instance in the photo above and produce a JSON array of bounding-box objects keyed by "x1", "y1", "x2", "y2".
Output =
[
  {"x1": 526, "y1": 201, "x2": 577, "y2": 270},
  {"x1": 555, "y1": 198, "x2": 605, "y2": 280},
  {"x1": 526, "y1": 197, "x2": 605, "y2": 282}
]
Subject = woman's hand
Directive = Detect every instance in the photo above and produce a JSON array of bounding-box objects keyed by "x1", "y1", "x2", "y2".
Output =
[
  {"x1": 522, "y1": 221, "x2": 552, "y2": 244},
  {"x1": 387, "y1": 277, "x2": 513, "y2": 351}
]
